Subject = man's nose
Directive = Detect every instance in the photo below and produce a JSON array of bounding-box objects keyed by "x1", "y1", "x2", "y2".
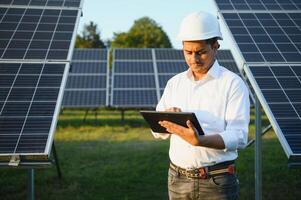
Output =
[{"x1": 192, "y1": 53, "x2": 200, "y2": 62}]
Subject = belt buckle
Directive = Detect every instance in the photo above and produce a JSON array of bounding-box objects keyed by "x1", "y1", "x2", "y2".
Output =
[{"x1": 198, "y1": 167, "x2": 208, "y2": 179}]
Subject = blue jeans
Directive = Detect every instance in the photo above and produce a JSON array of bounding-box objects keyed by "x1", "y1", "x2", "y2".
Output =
[{"x1": 168, "y1": 168, "x2": 239, "y2": 200}]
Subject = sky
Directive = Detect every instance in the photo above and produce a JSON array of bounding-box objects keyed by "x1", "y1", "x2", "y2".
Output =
[{"x1": 78, "y1": 0, "x2": 231, "y2": 49}]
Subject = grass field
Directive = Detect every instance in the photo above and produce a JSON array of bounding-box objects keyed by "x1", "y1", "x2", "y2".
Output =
[{"x1": 0, "y1": 109, "x2": 301, "y2": 200}]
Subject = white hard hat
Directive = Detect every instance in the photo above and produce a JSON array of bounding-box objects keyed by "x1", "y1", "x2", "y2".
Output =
[{"x1": 177, "y1": 11, "x2": 223, "y2": 41}]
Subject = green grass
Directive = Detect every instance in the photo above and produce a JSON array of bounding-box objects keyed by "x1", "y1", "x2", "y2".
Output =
[{"x1": 0, "y1": 109, "x2": 301, "y2": 199}]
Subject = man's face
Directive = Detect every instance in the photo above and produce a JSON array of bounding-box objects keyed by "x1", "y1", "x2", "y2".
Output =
[{"x1": 183, "y1": 40, "x2": 217, "y2": 75}]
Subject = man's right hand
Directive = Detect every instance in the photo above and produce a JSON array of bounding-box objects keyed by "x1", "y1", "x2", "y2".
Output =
[{"x1": 165, "y1": 107, "x2": 182, "y2": 112}]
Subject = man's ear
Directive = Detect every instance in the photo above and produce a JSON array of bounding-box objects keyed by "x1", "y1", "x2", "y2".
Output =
[{"x1": 212, "y1": 41, "x2": 220, "y2": 51}]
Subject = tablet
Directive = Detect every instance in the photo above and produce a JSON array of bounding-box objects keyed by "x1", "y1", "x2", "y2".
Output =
[{"x1": 140, "y1": 110, "x2": 204, "y2": 135}]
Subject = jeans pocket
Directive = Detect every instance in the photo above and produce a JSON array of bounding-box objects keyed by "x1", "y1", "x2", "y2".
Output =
[
  {"x1": 209, "y1": 173, "x2": 238, "y2": 188},
  {"x1": 168, "y1": 168, "x2": 178, "y2": 186}
]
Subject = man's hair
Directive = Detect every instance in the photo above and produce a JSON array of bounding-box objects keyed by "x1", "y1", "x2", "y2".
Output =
[{"x1": 205, "y1": 37, "x2": 218, "y2": 46}]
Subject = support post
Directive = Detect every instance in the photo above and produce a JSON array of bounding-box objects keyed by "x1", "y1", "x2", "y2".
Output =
[
  {"x1": 121, "y1": 109, "x2": 125, "y2": 124},
  {"x1": 94, "y1": 108, "x2": 98, "y2": 125},
  {"x1": 27, "y1": 169, "x2": 35, "y2": 200},
  {"x1": 52, "y1": 143, "x2": 62, "y2": 179},
  {"x1": 83, "y1": 109, "x2": 89, "y2": 122},
  {"x1": 255, "y1": 95, "x2": 262, "y2": 200}
]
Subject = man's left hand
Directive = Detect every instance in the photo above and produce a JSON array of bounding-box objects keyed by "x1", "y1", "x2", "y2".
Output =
[{"x1": 159, "y1": 120, "x2": 200, "y2": 146}]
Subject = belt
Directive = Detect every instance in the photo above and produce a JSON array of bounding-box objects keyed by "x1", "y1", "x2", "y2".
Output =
[{"x1": 169, "y1": 160, "x2": 235, "y2": 179}]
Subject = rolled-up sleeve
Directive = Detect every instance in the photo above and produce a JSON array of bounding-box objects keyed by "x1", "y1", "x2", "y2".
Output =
[{"x1": 219, "y1": 78, "x2": 250, "y2": 151}]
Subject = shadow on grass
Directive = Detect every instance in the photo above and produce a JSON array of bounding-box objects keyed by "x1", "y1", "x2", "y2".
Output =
[
  {"x1": 58, "y1": 109, "x2": 149, "y2": 128},
  {"x1": 57, "y1": 117, "x2": 149, "y2": 129}
]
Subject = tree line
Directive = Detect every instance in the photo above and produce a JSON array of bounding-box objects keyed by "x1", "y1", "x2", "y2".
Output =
[{"x1": 75, "y1": 17, "x2": 172, "y2": 49}]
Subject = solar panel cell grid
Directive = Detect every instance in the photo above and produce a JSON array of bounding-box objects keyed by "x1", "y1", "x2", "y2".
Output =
[
  {"x1": 155, "y1": 49, "x2": 184, "y2": 60},
  {"x1": 216, "y1": 0, "x2": 301, "y2": 11},
  {"x1": 63, "y1": 49, "x2": 108, "y2": 108},
  {"x1": 0, "y1": 0, "x2": 81, "y2": 8},
  {"x1": 111, "y1": 48, "x2": 158, "y2": 107},
  {"x1": 156, "y1": 62, "x2": 187, "y2": 73},
  {"x1": 0, "y1": 7, "x2": 78, "y2": 60},
  {"x1": 114, "y1": 75, "x2": 156, "y2": 88},
  {"x1": 249, "y1": 65, "x2": 301, "y2": 154},
  {"x1": 72, "y1": 49, "x2": 107, "y2": 61},
  {"x1": 112, "y1": 90, "x2": 157, "y2": 106},
  {"x1": 223, "y1": 12, "x2": 301, "y2": 63},
  {"x1": 114, "y1": 49, "x2": 152, "y2": 60},
  {"x1": 114, "y1": 61, "x2": 154, "y2": 73},
  {"x1": 63, "y1": 90, "x2": 107, "y2": 107},
  {"x1": 158, "y1": 74, "x2": 173, "y2": 88},
  {"x1": 66, "y1": 75, "x2": 106, "y2": 89},
  {"x1": 70, "y1": 62, "x2": 107, "y2": 74},
  {"x1": 0, "y1": 63, "x2": 66, "y2": 154}
]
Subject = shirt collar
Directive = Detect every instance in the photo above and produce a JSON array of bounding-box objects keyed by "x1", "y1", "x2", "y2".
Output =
[{"x1": 186, "y1": 59, "x2": 220, "y2": 81}]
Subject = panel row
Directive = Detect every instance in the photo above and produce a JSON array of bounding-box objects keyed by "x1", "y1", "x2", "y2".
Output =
[{"x1": 62, "y1": 49, "x2": 243, "y2": 108}]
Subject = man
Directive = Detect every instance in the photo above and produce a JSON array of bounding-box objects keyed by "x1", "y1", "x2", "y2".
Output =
[{"x1": 152, "y1": 11, "x2": 250, "y2": 200}]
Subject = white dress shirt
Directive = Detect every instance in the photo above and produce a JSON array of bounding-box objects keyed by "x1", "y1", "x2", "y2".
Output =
[{"x1": 152, "y1": 60, "x2": 250, "y2": 169}]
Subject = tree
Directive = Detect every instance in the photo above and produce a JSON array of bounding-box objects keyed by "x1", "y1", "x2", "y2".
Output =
[
  {"x1": 75, "y1": 21, "x2": 106, "y2": 48},
  {"x1": 111, "y1": 17, "x2": 172, "y2": 48}
]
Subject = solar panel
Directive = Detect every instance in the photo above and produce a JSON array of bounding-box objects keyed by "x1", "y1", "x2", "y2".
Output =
[
  {"x1": 111, "y1": 48, "x2": 159, "y2": 108},
  {"x1": 0, "y1": 1, "x2": 82, "y2": 164},
  {"x1": 215, "y1": 0, "x2": 301, "y2": 164},
  {"x1": 0, "y1": 0, "x2": 82, "y2": 8},
  {"x1": 245, "y1": 64, "x2": 301, "y2": 161},
  {"x1": 62, "y1": 48, "x2": 109, "y2": 108},
  {"x1": 0, "y1": 7, "x2": 80, "y2": 61},
  {"x1": 215, "y1": 0, "x2": 301, "y2": 11},
  {"x1": 0, "y1": 62, "x2": 67, "y2": 156},
  {"x1": 221, "y1": 12, "x2": 301, "y2": 63}
]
